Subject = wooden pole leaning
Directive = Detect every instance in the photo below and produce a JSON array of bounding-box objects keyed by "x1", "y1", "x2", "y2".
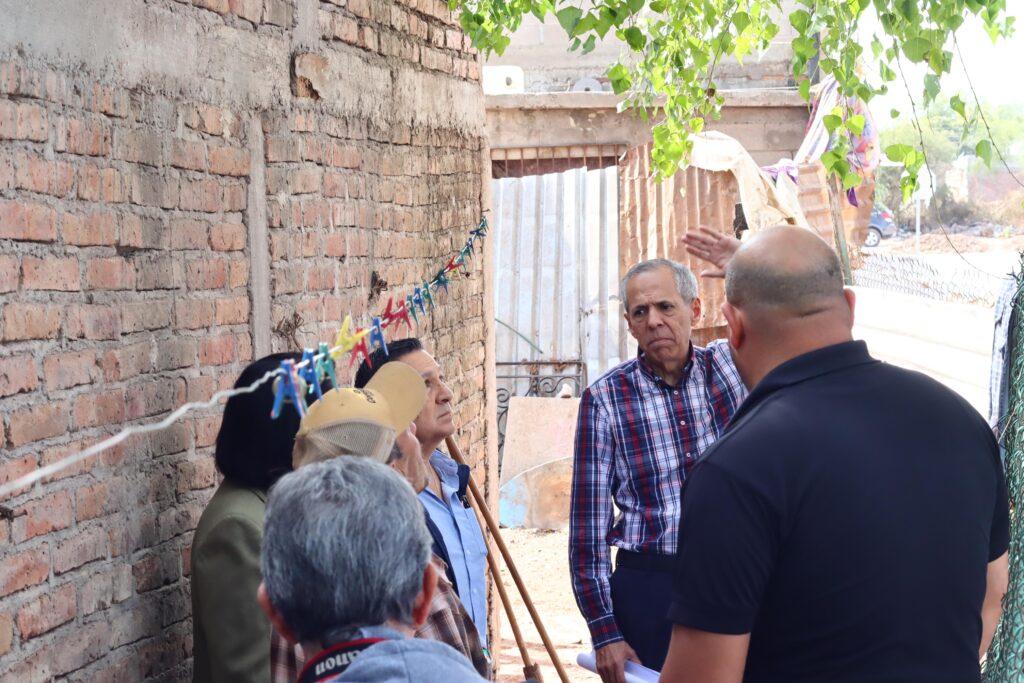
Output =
[{"x1": 445, "y1": 436, "x2": 571, "y2": 683}]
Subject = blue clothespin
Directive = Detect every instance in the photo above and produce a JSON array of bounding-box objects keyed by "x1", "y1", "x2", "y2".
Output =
[
  {"x1": 421, "y1": 283, "x2": 434, "y2": 310},
  {"x1": 413, "y1": 287, "x2": 426, "y2": 315},
  {"x1": 471, "y1": 217, "x2": 487, "y2": 239},
  {"x1": 316, "y1": 342, "x2": 338, "y2": 390},
  {"x1": 299, "y1": 349, "x2": 323, "y2": 401},
  {"x1": 369, "y1": 317, "x2": 388, "y2": 357},
  {"x1": 270, "y1": 360, "x2": 307, "y2": 419},
  {"x1": 434, "y1": 270, "x2": 449, "y2": 296},
  {"x1": 465, "y1": 238, "x2": 475, "y2": 257}
]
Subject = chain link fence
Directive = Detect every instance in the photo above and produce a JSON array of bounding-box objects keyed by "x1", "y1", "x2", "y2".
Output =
[{"x1": 853, "y1": 253, "x2": 1004, "y2": 307}]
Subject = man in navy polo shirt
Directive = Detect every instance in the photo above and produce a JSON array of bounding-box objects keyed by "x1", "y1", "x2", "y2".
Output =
[{"x1": 660, "y1": 227, "x2": 1009, "y2": 683}]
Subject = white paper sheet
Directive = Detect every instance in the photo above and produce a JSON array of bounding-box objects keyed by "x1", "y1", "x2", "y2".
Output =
[{"x1": 576, "y1": 651, "x2": 660, "y2": 682}]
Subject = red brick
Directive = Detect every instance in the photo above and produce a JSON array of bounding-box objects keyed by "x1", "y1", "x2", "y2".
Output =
[
  {"x1": 0, "y1": 255, "x2": 16, "y2": 292},
  {"x1": 170, "y1": 218, "x2": 209, "y2": 249},
  {"x1": 130, "y1": 167, "x2": 178, "y2": 209},
  {"x1": 75, "y1": 481, "x2": 110, "y2": 521},
  {"x1": 215, "y1": 295, "x2": 249, "y2": 325},
  {"x1": 16, "y1": 583, "x2": 76, "y2": 639},
  {"x1": 229, "y1": 0, "x2": 263, "y2": 22},
  {"x1": 184, "y1": 104, "x2": 224, "y2": 136},
  {"x1": 0, "y1": 612, "x2": 11, "y2": 656},
  {"x1": 348, "y1": 0, "x2": 371, "y2": 18},
  {"x1": 0, "y1": 456, "x2": 37, "y2": 496},
  {"x1": 8, "y1": 401, "x2": 69, "y2": 447},
  {"x1": 2, "y1": 303, "x2": 61, "y2": 341},
  {"x1": 64, "y1": 116, "x2": 111, "y2": 156},
  {"x1": 122, "y1": 300, "x2": 172, "y2": 332},
  {"x1": 120, "y1": 212, "x2": 165, "y2": 249},
  {"x1": 77, "y1": 165, "x2": 127, "y2": 203},
  {"x1": 0, "y1": 355, "x2": 38, "y2": 397},
  {"x1": 14, "y1": 151, "x2": 54, "y2": 194},
  {"x1": 210, "y1": 221, "x2": 245, "y2": 251},
  {"x1": 0, "y1": 546, "x2": 49, "y2": 598},
  {"x1": 133, "y1": 549, "x2": 178, "y2": 592},
  {"x1": 229, "y1": 259, "x2": 249, "y2": 288},
  {"x1": 53, "y1": 526, "x2": 108, "y2": 575},
  {"x1": 0, "y1": 101, "x2": 48, "y2": 142},
  {"x1": 0, "y1": 198, "x2": 57, "y2": 241},
  {"x1": 73, "y1": 388, "x2": 125, "y2": 429},
  {"x1": 100, "y1": 341, "x2": 152, "y2": 382},
  {"x1": 52, "y1": 619, "x2": 107, "y2": 676},
  {"x1": 223, "y1": 181, "x2": 247, "y2": 211},
  {"x1": 113, "y1": 126, "x2": 162, "y2": 167},
  {"x1": 331, "y1": 143, "x2": 362, "y2": 168},
  {"x1": 263, "y1": 0, "x2": 293, "y2": 26},
  {"x1": 186, "y1": 258, "x2": 227, "y2": 290},
  {"x1": 174, "y1": 298, "x2": 215, "y2": 330},
  {"x1": 127, "y1": 377, "x2": 185, "y2": 420},
  {"x1": 43, "y1": 350, "x2": 95, "y2": 390},
  {"x1": 85, "y1": 257, "x2": 139, "y2": 291},
  {"x1": 265, "y1": 134, "x2": 300, "y2": 162},
  {"x1": 209, "y1": 145, "x2": 250, "y2": 176},
  {"x1": 62, "y1": 211, "x2": 118, "y2": 246},
  {"x1": 290, "y1": 166, "x2": 322, "y2": 194},
  {"x1": 331, "y1": 14, "x2": 359, "y2": 43},
  {"x1": 170, "y1": 138, "x2": 207, "y2": 172},
  {"x1": 12, "y1": 491, "x2": 72, "y2": 542},
  {"x1": 199, "y1": 334, "x2": 235, "y2": 365},
  {"x1": 179, "y1": 177, "x2": 221, "y2": 212},
  {"x1": 21, "y1": 256, "x2": 79, "y2": 291},
  {"x1": 66, "y1": 304, "x2": 121, "y2": 340}
]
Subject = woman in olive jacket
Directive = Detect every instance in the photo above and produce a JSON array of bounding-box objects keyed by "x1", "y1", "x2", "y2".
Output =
[{"x1": 191, "y1": 353, "x2": 304, "y2": 683}]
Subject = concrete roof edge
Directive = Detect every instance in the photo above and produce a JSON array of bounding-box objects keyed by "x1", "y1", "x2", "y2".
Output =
[{"x1": 486, "y1": 88, "x2": 806, "y2": 110}]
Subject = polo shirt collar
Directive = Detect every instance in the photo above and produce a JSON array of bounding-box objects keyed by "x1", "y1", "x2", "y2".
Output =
[
  {"x1": 637, "y1": 341, "x2": 695, "y2": 388},
  {"x1": 734, "y1": 340, "x2": 876, "y2": 421}
]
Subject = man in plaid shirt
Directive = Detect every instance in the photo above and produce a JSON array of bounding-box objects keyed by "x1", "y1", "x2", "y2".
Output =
[{"x1": 570, "y1": 236, "x2": 746, "y2": 683}]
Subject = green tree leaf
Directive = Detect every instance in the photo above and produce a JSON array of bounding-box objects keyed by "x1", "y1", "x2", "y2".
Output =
[
  {"x1": 903, "y1": 37, "x2": 931, "y2": 63},
  {"x1": 923, "y1": 74, "x2": 940, "y2": 105},
  {"x1": 848, "y1": 114, "x2": 866, "y2": 136},
  {"x1": 789, "y1": 9, "x2": 811, "y2": 32},
  {"x1": 799, "y1": 79, "x2": 811, "y2": 101},
  {"x1": 556, "y1": 6, "x2": 582, "y2": 34},
  {"x1": 622, "y1": 26, "x2": 647, "y2": 50},
  {"x1": 949, "y1": 94, "x2": 966, "y2": 119},
  {"x1": 976, "y1": 138, "x2": 993, "y2": 167}
]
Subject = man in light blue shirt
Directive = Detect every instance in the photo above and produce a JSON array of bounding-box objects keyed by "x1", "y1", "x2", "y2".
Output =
[{"x1": 356, "y1": 338, "x2": 489, "y2": 648}]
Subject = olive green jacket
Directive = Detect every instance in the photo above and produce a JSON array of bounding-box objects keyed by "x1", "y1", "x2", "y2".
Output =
[{"x1": 191, "y1": 479, "x2": 269, "y2": 683}]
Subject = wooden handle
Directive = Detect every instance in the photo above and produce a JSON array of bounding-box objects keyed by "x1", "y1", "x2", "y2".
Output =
[{"x1": 445, "y1": 436, "x2": 571, "y2": 683}]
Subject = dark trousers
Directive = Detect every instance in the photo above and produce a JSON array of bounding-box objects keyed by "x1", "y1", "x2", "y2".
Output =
[{"x1": 610, "y1": 551, "x2": 675, "y2": 671}]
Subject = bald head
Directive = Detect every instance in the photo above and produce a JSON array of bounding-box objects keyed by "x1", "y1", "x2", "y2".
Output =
[{"x1": 726, "y1": 227, "x2": 845, "y2": 317}]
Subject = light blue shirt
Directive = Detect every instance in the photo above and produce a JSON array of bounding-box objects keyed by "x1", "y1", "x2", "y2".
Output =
[{"x1": 419, "y1": 450, "x2": 489, "y2": 647}]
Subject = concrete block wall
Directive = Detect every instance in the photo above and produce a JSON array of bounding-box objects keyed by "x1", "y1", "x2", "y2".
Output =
[{"x1": 0, "y1": 0, "x2": 489, "y2": 679}]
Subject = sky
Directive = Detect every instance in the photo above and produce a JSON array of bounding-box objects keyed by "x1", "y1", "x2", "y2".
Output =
[{"x1": 856, "y1": 11, "x2": 1024, "y2": 130}]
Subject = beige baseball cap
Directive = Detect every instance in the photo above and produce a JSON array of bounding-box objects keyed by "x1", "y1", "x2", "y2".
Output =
[{"x1": 292, "y1": 361, "x2": 426, "y2": 469}]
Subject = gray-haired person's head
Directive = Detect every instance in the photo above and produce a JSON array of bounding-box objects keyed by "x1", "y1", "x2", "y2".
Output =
[
  {"x1": 619, "y1": 259, "x2": 699, "y2": 310},
  {"x1": 261, "y1": 457, "x2": 432, "y2": 644}
]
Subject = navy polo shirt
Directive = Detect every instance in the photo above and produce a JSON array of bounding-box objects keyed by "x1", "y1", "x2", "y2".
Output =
[{"x1": 669, "y1": 340, "x2": 1009, "y2": 683}]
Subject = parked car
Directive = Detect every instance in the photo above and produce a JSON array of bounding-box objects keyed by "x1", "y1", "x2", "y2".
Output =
[{"x1": 865, "y1": 205, "x2": 897, "y2": 247}]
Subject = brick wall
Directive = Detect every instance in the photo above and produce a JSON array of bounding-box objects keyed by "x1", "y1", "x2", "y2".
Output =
[{"x1": 0, "y1": 0, "x2": 489, "y2": 679}]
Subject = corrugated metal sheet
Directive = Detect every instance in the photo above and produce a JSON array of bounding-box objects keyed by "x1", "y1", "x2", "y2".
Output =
[
  {"x1": 492, "y1": 163, "x2": 628, "y2": 379},
  {"x1": 618, "y1": 143, "x2": 739, "y2": 341}
]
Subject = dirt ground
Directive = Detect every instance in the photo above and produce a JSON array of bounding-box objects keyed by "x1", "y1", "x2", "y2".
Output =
[
  {"x1": 494, "y1": 528, "x2": 598, "y2": 683},
  {"x1": 877, "y1": 232, "x2": 1024, "y2": 255}
]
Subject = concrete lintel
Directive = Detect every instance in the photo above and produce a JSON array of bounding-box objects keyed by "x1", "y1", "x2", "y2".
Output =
[{"x1": 486, "y1": 87, "x2": 805, "y2": 112}]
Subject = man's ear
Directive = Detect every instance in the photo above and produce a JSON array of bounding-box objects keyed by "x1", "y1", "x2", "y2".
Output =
[
  {"x1": 258, "y1": 582, "x2": 299, "y2": 645},
  {"x1": 843, "y1": 288, "x2": 856, "y2": 325},
  {"x1": 690, "y1": 296, "x2": 702, "y2": 323},
  {"x1": 410, "y1": 561, "x2": 439, "y2": 629},
  {"x1": 721, "y1": 302, "x2": 744, "y2": 350}
]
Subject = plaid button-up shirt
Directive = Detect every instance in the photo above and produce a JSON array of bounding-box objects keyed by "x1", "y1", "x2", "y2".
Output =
[
  {"x1": 569, "y1": 340, "x2": 746, "y2": 648},
  {"x1": 270, "y1": 556, "x2": 490, "y2": 682}
]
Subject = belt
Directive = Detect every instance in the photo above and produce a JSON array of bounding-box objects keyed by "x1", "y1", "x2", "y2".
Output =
[{"x1": 616, "y1": 549, "x2": 677, "y2": 574}]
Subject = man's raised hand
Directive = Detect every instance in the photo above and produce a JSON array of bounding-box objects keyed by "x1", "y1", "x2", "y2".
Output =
[{"x1": 681, "y1": 227, "x2": 741, "y2": 278}]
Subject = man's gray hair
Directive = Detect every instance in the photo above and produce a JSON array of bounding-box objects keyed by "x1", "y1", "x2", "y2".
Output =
[
  {"x1": 261, "y1": 457, "x2": 432, "y2": 644},
  {"x1": 619, "y1": 259, "x2": 699, "y2": 310}
]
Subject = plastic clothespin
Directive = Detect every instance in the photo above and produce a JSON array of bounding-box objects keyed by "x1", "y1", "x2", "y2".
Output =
[
  {"x1": 383, "y1": 296, "x2": 413, "y2": 331},
  {"x1": 465, "y1": 238, "x2": 475, "y2": 258},
  {"x1": 434, "y1": 270, "x2": 450, "y2": 296},
  {"x1": 413, "y1": 287, "x2": 426, "y2": 315},
  {"x1": 349, "y1": 329, "x2": 371, "y2": 369},
  {"x1": 332, "y1": 314, "x2": 369, "y2": 361},
  {"x1": 298, "y1": 349, "x2": 323, "y2": 401},
  {"x1": 316, "y1": 342, "x2": 338, "y2": 390},
  {"x1": 369, "y1": 316, "x2": 388, "y2": 357},
  {"x1": 270, "y1": 360, "x2": 307, "y2": 419},
  {"x1": 471, "y1": 217, "x2": 488, "y2": 239},
  {"x1": 420, "y1": 283, "x2": 434, "y2": 310},
  {"x1": 405, "y1": 296, "x2": 419, "y2": 325}
]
